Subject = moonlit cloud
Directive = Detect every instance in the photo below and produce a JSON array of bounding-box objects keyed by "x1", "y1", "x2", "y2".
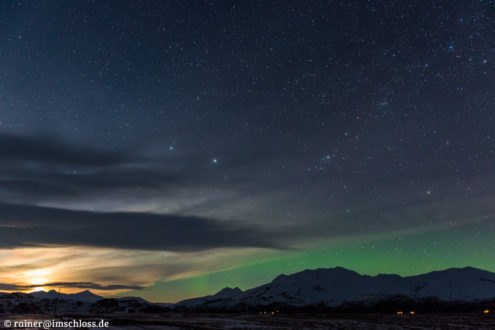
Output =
[{"x1": 0, "y1": 246, "x2": 275, "y2": 296}]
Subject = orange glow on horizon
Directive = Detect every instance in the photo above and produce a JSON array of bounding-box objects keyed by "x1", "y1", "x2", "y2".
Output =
[{"x1": 24, "y1": 269, "x2": 51, "y2": 289}]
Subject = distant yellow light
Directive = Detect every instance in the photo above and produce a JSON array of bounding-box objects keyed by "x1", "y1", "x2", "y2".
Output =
[
  {"x1": 396, "y1": 311, "x2": 403, "y2": 315},
  {"x1": 29, "y1": 287, "x2": 47, "y2": 293},
  {"x1": 483, "y1": 309, "x2": 489, "y2": 314},
  {"x1": 24, "y1": 269, "x2": 51, "y2": 287}
]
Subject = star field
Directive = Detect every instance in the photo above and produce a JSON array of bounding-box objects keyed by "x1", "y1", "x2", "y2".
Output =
[{"x1": 0, "y1": 0, "x2": 494, "y2": 301}]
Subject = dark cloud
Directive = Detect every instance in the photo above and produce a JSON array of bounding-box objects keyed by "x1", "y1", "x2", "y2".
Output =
[
  {"x1": 0, "y1": 282, "x2": 143, "y2": 291},
  {"x1": 0, "y1": 203, "x2": 281, "y2": 251},
  {"x1": 0, "y1": 133, "x2": 194, "y2": 202},
  {"x1": 0, "y1": 133, "x2": 281, "y2": 205},
  {"x1": 0, "y1": 133, "x2": 128, "y2": 167},
  {"x1": 0, "y1": 169, "x2": 183, "y2": 201}
]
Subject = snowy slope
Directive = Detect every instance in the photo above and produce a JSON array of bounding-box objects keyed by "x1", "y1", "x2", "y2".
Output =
[
  {"x1": 0, "y1": 290, "x2": 166, "y2": 314},
  {"x1": 177, "y1": 287, "x2": 243, "y2": 309},
  {"x1": 403, "y1": 266, "x2": 495, "y2": 300},
  {"x1": 31, "y1": 289, "x2": 103, "y2": 303},
  {"x1": 177, "y1": 266, "x2": 495, "y2": 309}
]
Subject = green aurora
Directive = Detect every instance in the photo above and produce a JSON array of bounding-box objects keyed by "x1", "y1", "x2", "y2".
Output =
[{"x1": 125, "y1": 219, "x2": 495, "y2": 302}]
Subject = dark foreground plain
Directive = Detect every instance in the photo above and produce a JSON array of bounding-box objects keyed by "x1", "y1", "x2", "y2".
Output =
[{"x1": 1, "y1": 313, "x2": 494, "y2": 329}]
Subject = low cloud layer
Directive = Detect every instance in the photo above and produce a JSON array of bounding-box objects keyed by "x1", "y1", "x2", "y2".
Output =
[
  {"x1": 0, "y1": 203, "x2": 280, "y2": 251},
  {"x1": 0, "y1": 133, "x2": 128, "y2": 167},
  {"x1": 0, "y1": 133, "x2": 274, "y2": 208},
  {"x1": 0, "y1": 281, "x2": 142, "y2": 291},
  {"x1": 2, "y1": 133, "x2": 495, "y2": 252}
]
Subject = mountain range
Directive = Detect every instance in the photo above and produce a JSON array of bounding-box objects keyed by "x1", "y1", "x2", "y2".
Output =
[{"x1": 1, "y1": 266, "x2": 494, "y2": 314}]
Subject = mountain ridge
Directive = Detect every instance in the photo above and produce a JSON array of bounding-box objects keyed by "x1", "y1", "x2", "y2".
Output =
[
  {"x1": 175, "y1": 266, "x2": 495, "y2": 310},
  {"x1": 1, "y1": 266, "x2": 494, "y2": 314}
]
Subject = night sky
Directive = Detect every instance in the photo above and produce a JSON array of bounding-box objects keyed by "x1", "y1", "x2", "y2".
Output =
[{"x1": 1, "y1": 0, "x2": 495, "y2": 302}]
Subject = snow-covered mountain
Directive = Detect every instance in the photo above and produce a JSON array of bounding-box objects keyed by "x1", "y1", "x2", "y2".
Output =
[
  {"x1": 178, "y1": 287, "x2": 243, "y2": 309},
  {"x1": 0, "y1": 290, "x2": 169, "y2": 314},
  {"x1": 1, "y1": 266, "x2": 494, "y2": 314},
  {"x1": 176, "y1": 266, "x2": 495, "y2": 310},
  {"x1": 31, "y1": 289, "x2": 102, "y2": 303}
]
